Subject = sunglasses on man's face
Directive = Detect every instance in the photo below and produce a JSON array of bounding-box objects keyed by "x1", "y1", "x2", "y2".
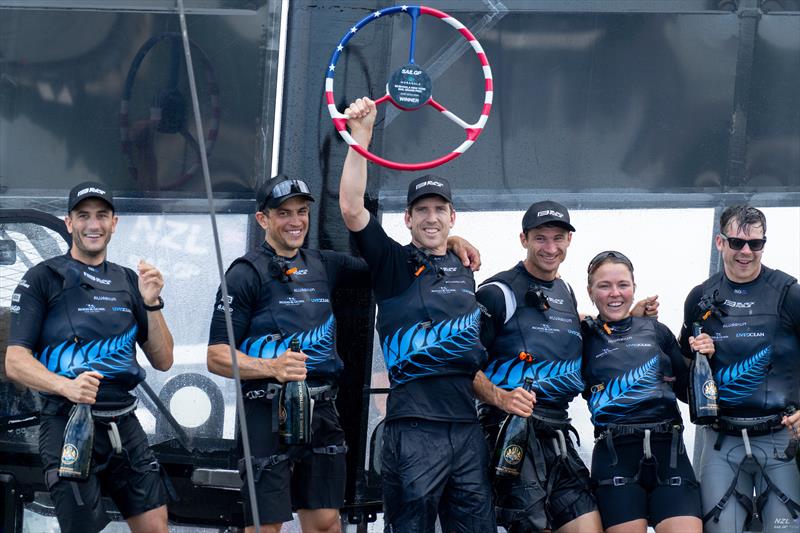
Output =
[
  {"x1": 720, "y1": 234, "x2": 766, "y2": 252},
  {"x1": 260, "y1": 179, "x2": 311, "y2": 211}
]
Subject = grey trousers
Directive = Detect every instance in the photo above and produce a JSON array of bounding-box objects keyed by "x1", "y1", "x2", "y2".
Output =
[{"x1": 697, "y1": 425, "x2": 800, "y2": 533}]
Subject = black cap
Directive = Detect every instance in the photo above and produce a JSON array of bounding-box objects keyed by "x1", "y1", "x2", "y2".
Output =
[
  {"x1": 68, "y1": 181, "x2": 115, "y2": 212},
  {"x1": 406, "y1": 175, "x2": 453, "y2": 207},
  {"x1": 256, "y1": 174, "x2": 315, "y2": 211},
  {"x1": 522, "y1": 200, "x2": 576, "y2": 232}
]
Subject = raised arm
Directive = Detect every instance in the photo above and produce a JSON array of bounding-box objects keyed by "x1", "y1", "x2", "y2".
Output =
[
  {"x1": 137, "y1": 260, "x2": 174, "y2": 371},
  {"x1": 339, "y1": 97, "x2": 376, "y2": 232}
]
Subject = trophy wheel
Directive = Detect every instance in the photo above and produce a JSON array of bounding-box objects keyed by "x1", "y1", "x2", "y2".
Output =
[{"x1": 326, "y1": 5, "x2": 493, "y2": 171}]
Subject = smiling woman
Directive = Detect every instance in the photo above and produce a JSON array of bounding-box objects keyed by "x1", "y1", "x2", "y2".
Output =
[{"x1": 581, "y1": 251, "x2": 711, "y2": 533}]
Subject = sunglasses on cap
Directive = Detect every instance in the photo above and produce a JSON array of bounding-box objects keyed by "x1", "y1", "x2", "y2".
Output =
[
  {"x1": 260, "y1": 179, "x2": 311, "y2": 210},
  {"x1": 720, "y1": 233, "x2": 766, "y2": 252},
  {"x1": 587, "y1": 250, "x2": 633, "y2": 274}
]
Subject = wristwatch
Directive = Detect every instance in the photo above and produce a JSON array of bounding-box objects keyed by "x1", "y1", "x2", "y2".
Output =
[{"x1": 143, "y1": 296, "x2": 164, "y2": 312}]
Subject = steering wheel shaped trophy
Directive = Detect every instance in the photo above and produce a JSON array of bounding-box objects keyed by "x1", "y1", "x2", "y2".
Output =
[
  {"x1": 326, "y1": 5, "x2": 493, "y2": 171},
  {"x1": 121, "y1": 33, "x2": 220, "y2": 189}
]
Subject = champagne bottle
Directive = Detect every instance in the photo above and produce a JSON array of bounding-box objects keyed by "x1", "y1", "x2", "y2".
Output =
[
  {"x1": 688, "y1": 322, "x2": 718, "y2": 425},
  {"x1": 494, "y1": 377, "x2": 534, "y2": 478},
  {"x1": 58, "y1": 403, "x2": 94, "y2": 479},
  {"x1": 279, "y1": 338, "x2": 312, "y2": 445}
]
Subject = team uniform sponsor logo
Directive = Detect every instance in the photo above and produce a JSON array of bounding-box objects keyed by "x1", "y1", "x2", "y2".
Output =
[
  {"x1": 529, "y1": 324, "x2": 559, "y2": 333},
  {"x1": 537, "y1": 209, "x2": 564, "y2": 218},
  {"x1": 78, "y1": 304, "x2": 105, "y2": 313},
  {"x1": 568, "y1": 329, "x2": 582, "y2": 338},
  {"x1": 593, "y1": 347, "x2": 618, "y2": 359},
  {"x1": 294, "y1": 287, "x2": 316, "y2": 293},
  {"x1": 82, "y1": 271, "x2": 111, "y2": 285},
  {"x1": 548, "y1": 315, "x2": 571, "y2": 323},
  {"x1": 310, "y1": 298, "x2": 330, "y2": 303},
  {"x1": 628, "y1": 343, "x2": 653, "y2": 348},
  {"x1": 723, "y1": 322, "x2": 747, "y2": 328},
  {"x1": 279, "y1": 297, "x2": 303, "y2": 306},
  {"x1": 609, "y1": 336, "x2": 633, "y2": 343},
  {"x1": 76, "y1": 186, "x2": 106, "y2": 197},
  {"x1": 18, "y1": 279, "x2": 30, "y2": 289},
  {"x1": 736, "y1": 331, "x2": 765, "y2": 338},
  {"x1": 415, "y1": 180, "x2": 444, "y2": 190},
  {"x1": 11, "y1": 293, "x2": 21, "y2": 302},
  {"x1": 546, "y1": 297, "x2": 564, "y2": 305},
  {"x1": 216, "y1": 295, "x2": 234, "y2": 312},
  {"x1": 723, "y1": 299, "x2": 754, "y2": 309},
  {"x1": 112, "y1": 307, "x2": 132, "y2": 313},
  {"x1": 93, "y1": 295, "x2": 117, "y2": 302},
  {"x1": 10, "y1": 304, "x2": 20, "y2": 314},
  {"x1": 431, "y1": 287, "x2": 456, "y2": 295}
]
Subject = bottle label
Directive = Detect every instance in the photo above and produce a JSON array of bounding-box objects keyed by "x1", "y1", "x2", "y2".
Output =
[
  {"x1": 61, "y1": 443, "x2": 79, "y2": 466},
  {"x1": 502, "y1": 444, "x2": 524, "y2": 466},
  {"x1": 702, "y1": 380, "x2": 718, "y2": 400}
]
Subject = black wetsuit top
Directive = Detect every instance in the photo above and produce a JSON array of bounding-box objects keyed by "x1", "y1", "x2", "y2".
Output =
[
  {"x1": 478, "y1": 263, "x2": 584, "y2": 419},
  {"x1": 208, "y1": 242, "x2": 367, "y2": 391},
  {"x1": 351, "y1": 216, "x2": 486, "y2": 423},
  {"x1": 582, "y1": 316, "x2": 688, "y2": 429},
  {"x1": 9, "y1": 254, "x2": 149, "y2": 407},
  {"x1": 679, "y1": 266, "x2": 800, "y2": 417}
]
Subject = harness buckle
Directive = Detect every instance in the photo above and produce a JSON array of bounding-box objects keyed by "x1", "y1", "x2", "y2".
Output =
[
  {"x1": 613, "y1": 476, "x2": 626, "y2": 487},
  {"x1": 245, "y1": 390, "x2": 265, "y2": 400},
  {"x1": 669, "y1": 476, "x2": 682, "y2": 486},
  {"x1": 779, "y1": 493, "x2": 790, "y2": 504}
]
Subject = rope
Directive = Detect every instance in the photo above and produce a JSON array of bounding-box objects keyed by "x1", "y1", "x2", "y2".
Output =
[{"x1": 174, "y1": 1, "x2": 261, "y2": 529}]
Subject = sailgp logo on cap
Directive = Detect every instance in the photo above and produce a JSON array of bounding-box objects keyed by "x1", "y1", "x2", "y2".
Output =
[
  {"x1": 416, "y1": 180, "x2": 443, "y2": 190},
  {"x1": 537, "y1": 209, "x2": 564, "y2": 218},
  {"x1": 77, "y1": 186, "x2": 106, "y2": 197}
]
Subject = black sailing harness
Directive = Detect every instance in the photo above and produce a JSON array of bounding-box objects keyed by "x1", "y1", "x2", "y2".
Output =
[
  {"x1": 43, "y1": 398, "x2": 178, "y2": 503},
  {"x1": 703, "y1": 414, "x2": 800, "y2": 529},
  {"x1": 525, "y1": 405, "x2": 588, "y2": 517},
  {"x1": 594, "y1": 420, "x2": 693, "y2": 492},
  {"x1": 583, "y1": 317, "x2": 694, "y2": 492},
  {"x1": 240, "y1": 384, "x2": 346, "y2": 471}
]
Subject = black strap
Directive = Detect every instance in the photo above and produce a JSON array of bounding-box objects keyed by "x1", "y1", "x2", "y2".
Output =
[
  {"x1": 238, "y1": 454, "x2": 290, "y2": 477},
  {"x1": 312, "y1": 444, "x2": 348, "y2": 455},
  {"x1": 755, "y1": 459, "x2": 800, "y2": 520},
  {"x1": 605, "y1": 430, "x2": 618, "y2": 466},
  {"x1": 714, "y1": 414, "x2": 784, "y2": 436},
  {"x1": 44, "y1": 468, "x2": 59, "y2": 490},
  {"x1": 703, "y1": 456, "x2": 754, "y2": 525}
]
